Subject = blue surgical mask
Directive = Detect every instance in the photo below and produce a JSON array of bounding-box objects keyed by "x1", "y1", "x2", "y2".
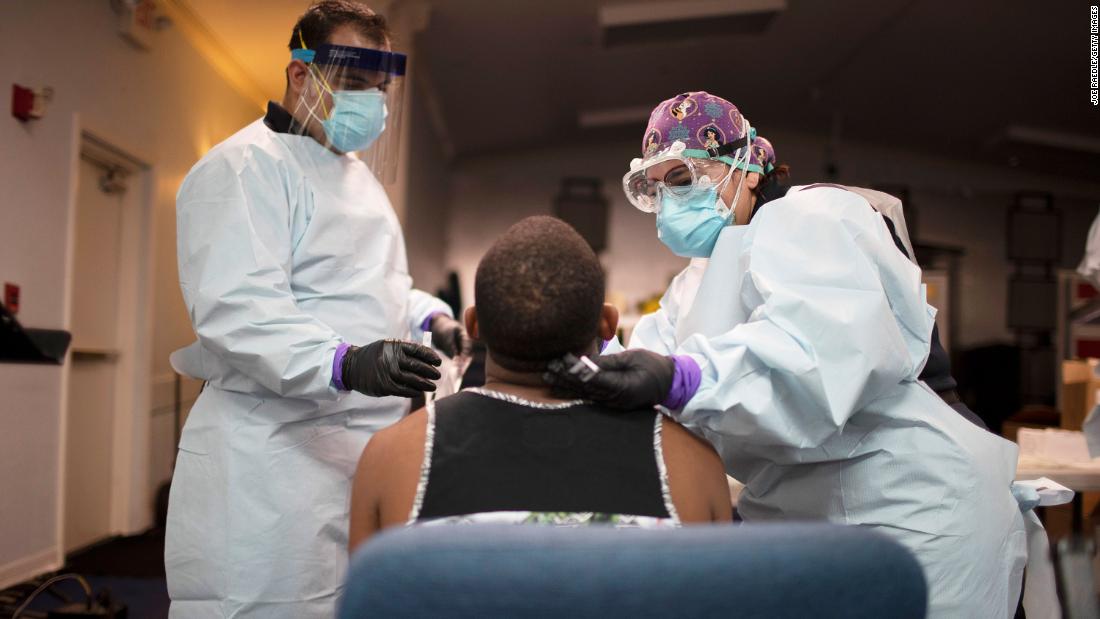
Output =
[
  {"x1": 656, "y1": 158, "x2": 745, "y2": 258},
  {"x1": 321, "y1": 89, "x2": 387, "y2": 153},
  {"x1": 655, "y1": 185, "x2": 731, "y2": 258}
]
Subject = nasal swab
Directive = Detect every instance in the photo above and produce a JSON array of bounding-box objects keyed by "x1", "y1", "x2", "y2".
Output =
[{"x1": 422, "y1": 331, "x2": 436, "y2": 411}]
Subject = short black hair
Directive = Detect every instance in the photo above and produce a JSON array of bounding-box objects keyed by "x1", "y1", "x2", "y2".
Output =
[
  {"x1": 288, "y1": 1, "x2": 391, "y2": 51},
  {"x1": 475, "y1": 216, "x2": 606, "y2": 372}
]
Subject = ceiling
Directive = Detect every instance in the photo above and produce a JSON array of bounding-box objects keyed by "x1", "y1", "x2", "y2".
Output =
[{"x1": 188, "y1": 0, "x2": 1099, "y2": 177}]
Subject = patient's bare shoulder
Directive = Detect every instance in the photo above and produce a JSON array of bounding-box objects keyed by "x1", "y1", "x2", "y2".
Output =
[
  {"x1": 349, "y1": 408, "x2": 428, "y2": 550},
  {"x1": 371, "y1": 407, "x2": 430, "y2": 454},
  {"x1": 357, "y1": 408, "x2": 428, "y2": 485},
  {"x1": 659, "y1": 415, "x2": 732, "y2": 523}
]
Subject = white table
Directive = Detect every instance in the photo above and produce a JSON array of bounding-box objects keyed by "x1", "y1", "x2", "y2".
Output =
[
  {"x1": 1017, "y1": 462, "x2": 1100, "y2": 531},
  {"x1": 1017, "y1": 465, "x2": 1100, "y2": 493}
]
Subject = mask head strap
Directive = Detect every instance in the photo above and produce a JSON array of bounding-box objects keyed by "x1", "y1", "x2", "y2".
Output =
[
  {"x1": 704, "y1": 134, "x2": 750, "y2": 159},
  {"x1": 722, "y1": 118, "x2": 754, "y2": 224},
  {"x1": 290, "y1": 29, "x2": 332, "y2": 117},
  {"x1": 291, "y1": 28, "x2": 316, "y2": 63}
]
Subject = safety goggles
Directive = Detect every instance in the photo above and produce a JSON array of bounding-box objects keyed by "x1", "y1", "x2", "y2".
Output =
[{"x1": 623, "y1": 139, "x2": 750, "y2": 213}]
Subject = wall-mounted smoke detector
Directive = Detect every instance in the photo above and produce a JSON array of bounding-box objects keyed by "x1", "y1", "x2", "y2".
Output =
[
  {"x1": 111, "y1": 0, "x2": 172, "y2": 51},
  {"x1": 598, "y1": 0, "x2": 786, "y2": 48}
]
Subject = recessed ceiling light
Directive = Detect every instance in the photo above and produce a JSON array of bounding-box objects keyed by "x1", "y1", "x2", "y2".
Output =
[
  {"x1": 599, "y1": 0, "x2": 786, "y2": 47},
  {"x1": 578, "y1": 105, "x2": 654, "y2": 129},
  {"x1": 1002, "y1": 125, "x2": 1100, "y2": 155}
]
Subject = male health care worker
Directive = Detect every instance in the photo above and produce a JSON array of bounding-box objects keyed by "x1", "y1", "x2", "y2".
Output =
[
  {"x1": 548, "y1": 92, "x2": 1044, "y2": 618},
  {"x1": 166, "y1": 2, "x2": 467, "y2": 617}
]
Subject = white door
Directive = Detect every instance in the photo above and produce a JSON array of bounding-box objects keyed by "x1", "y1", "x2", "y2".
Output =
[{"x1": 64, "y1": 157, "x2": 126, "y2": 552}]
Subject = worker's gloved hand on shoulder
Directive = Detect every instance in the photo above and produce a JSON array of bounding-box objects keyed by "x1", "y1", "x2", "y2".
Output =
[
  {"x1": 429, "y1": 313, "x2": 473, "y2": 358},
  {"x1": 342, "y1": 339, "x2": 442, "y2": 398},
  {"x1": 544, "y1": 349, "x2": 676, "y2": 410}
]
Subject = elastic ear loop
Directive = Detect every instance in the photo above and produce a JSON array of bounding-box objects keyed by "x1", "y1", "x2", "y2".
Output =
[
  {"x1": 725, "y1": 118, "x2": 754, "y2": 224},
  {"x1": 307, "y1": 66, "x2": 333, "y2": 119},
  {"x1": 296, "y1": 28, "x2": 331, "y2": 120}
]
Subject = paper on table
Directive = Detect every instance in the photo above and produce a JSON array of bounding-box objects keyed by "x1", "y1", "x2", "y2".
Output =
[{"x1": 1016, "y1": 428, "x2": 1094, "y2": 463}]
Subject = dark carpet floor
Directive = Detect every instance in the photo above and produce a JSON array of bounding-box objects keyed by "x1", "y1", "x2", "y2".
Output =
[{"x1": 1, "y1": 531, "x2": 169, "y2": 618}]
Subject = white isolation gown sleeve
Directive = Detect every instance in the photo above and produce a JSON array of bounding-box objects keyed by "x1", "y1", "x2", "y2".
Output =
[
  {"x1": 675, "y1": 188, "x2": 936, "y2": 462},
  {"x1": 176, "y1": 149, "x2": 342, "y2": 400},
  {"x1": 407, "y1": 288, "x2": 453, "y2": 339},
  {"x1": 629, "y1": 265, "x2": 696, "y2": 355},
  {"x1": 1078, "y1": 206, "x2": 1100, "y2": 287}
]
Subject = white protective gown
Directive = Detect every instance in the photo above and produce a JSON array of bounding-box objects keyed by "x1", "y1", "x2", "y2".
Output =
[
  {"x1": 1078, "y1": 205, "x2": 1100, "y2": 287},
  {"x1": 631, "y1": 186, "x2": 1028, "y2": 618},
  {"x1": 167, "y1": 118, "x2": 450, "y2": 618}
]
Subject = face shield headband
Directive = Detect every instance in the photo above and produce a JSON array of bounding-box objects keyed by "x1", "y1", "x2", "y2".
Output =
[
  {"x1": 291, "y1": 44, "x2": 407, "y2": 78},
  {"x1": 290, "y1": 39, "x2": 409, "y2": 183}
]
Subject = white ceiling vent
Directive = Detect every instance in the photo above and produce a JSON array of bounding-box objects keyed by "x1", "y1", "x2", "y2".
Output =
[{"x1": 598, "y1": 0, "x2": 786, "y2": 47}]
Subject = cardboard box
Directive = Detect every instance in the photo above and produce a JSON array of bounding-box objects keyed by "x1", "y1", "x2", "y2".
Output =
[{"x1": 1062, "y1": 359, "x2": 1100, "y2": 431}]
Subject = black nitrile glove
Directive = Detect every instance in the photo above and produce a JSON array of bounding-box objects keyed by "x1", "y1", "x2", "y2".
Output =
[
  {"x1": 543, "y1": 349, "x2": 675, "y2": 410},
  {"x1": 430, "y1": 314, "x2": 473, "y2": 359},
  {"x1": 342, "y1": 339, "x2": 442, "y2": 398}
]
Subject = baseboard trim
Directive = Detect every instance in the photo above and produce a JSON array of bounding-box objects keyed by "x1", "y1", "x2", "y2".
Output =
[{"x1": 0, "y1": 547, "x2": 60, "y2": 590}]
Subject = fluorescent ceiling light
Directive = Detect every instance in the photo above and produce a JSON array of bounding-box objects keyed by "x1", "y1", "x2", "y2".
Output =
[
  {"x1": 578, "y1": 105, "x2": 654, "y2": 129},
  {"x1": 1003, "y1": 125, "x2": 1100, "y2": 155},
  {"x1": 598, "y1": 0, "x2": 786, "y2": 28}
]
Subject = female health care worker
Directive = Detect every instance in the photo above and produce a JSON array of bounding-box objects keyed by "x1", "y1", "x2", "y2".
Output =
[
  {"x1": 166, "y1": 3, "x2": 468, "y2": 617},
  {"x1": 548, "y1": 91, "x2": 1042, "y2": 618}
]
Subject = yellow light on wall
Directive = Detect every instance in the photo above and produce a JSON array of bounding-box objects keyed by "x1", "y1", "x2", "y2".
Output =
[
  {"x1": 194, "y1": 133, "x2": 212, "y2": 158},
  {"x1": 159, "y1": 0, "x2": 267, "y2": 112}
]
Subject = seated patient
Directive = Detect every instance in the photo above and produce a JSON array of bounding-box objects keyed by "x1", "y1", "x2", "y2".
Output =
[{"x1": 349, "y1": 216, "x2": 731, "y2": 548}]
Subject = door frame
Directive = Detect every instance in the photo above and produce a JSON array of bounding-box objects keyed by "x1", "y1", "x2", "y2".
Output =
[{"x1": 58, "y1": 120, "x2": 156, "y2": 556}]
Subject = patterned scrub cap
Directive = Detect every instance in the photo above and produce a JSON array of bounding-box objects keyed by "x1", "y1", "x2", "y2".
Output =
[
  {"x1": 748, "y1": 135, "x2": 776, "y2": 175},
  {"x1": 641, "y1": 91, "x2": 757, "y2": 170}
]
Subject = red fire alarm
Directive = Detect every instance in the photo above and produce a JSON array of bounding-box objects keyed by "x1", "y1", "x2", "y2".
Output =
[
  {"x1": 12, "y1": 84, "x2": 50, "y2": 122},
  {"x1": 4, "y1": 283, "x2": 20, "y2": 315},
  {"x1": 12, "y1": 84, "x2": 35, "y2": 121}
]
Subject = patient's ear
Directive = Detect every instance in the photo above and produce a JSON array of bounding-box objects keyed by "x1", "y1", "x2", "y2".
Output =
[
  {"x1": 598, "y1": 303, "x2": 619, "y2": 341},
  {"x1": 464, "y1": 306, "x2": 479, "y2": 340},
  {"x1": 746, "y1": 171, "x2": 761, "y2": 190}
]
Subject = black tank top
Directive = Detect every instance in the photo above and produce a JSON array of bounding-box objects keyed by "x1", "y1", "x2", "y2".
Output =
[{"x1": 411, "y1": 389, "x2": 677, "y2": 524}]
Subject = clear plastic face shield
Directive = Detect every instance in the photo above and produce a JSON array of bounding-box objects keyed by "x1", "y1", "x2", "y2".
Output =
[
  {"x1": 623, "y1": 119, "x2": 754, "y2": 216},
  {"x1": 291, "y1": 41, "x2": 407, "y2": 182}
]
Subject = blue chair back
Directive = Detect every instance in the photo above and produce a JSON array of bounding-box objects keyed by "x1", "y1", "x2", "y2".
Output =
[{"x1": 339, "y1": 523, "x2": 927, "y2": 619}]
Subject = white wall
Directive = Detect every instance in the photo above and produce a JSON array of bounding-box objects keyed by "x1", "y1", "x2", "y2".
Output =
[
  {"x1": 0, "y1": 1, "x2": 257, "y2": 587},
  {"x1": 401, "y1": 69, "x2": 453, "y2": 296},
  {"x1": 443, "y1": 131, "x2": 1100, "y2": 350}
]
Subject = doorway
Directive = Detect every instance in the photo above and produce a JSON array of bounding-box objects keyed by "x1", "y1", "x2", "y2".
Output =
[{"x1": 63, "y1": 134, "x2": 152, "y2": 553}]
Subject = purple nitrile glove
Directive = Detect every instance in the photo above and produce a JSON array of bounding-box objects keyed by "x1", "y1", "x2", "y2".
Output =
[
  {"x1": 661, "y1": 355, "x2": 701, "y2": 410},
  {"x1": 332, "y1": 342, "x2": 352, "y2": 391},
  {"x1": 420, "y1": 311, "x2": 446, "y2": 334},
  {"x1": 423, "y1": 312, "x2": 471, "y2": 358}
]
